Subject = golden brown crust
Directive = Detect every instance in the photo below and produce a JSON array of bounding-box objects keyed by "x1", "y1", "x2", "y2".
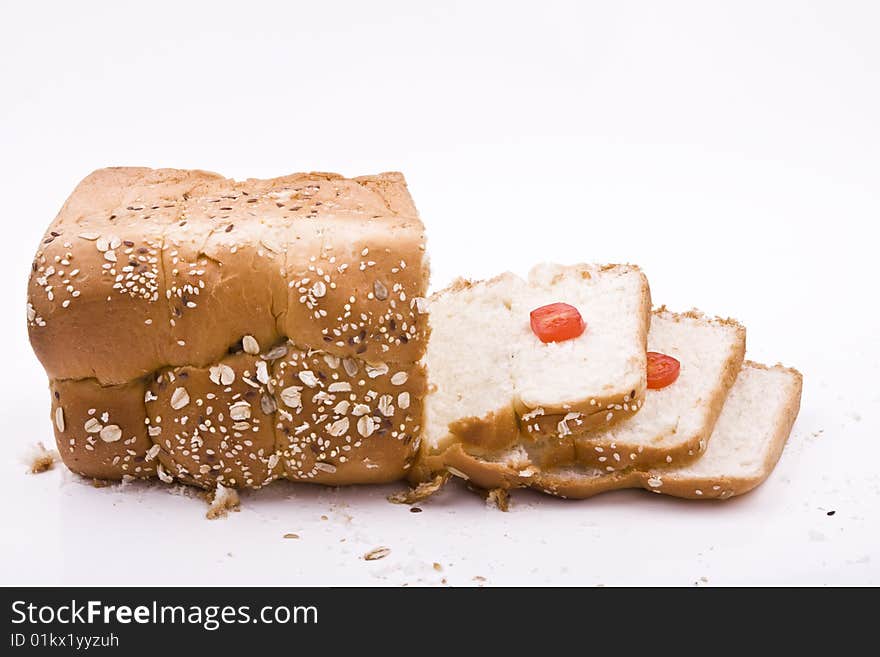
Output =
[
  {"x1": 449, "y1": 408, "x2": 520, "y2": 454},
  {"x1": 273, "y1": 347, "x2": 426, "y2": 485},
  {"x1": 406, "y1": 402, "x2": 519, "y2": 484},
  {"x1": 28, "y1": 167, "x2": 429, "y2": 384},
  {"x1": 50, "y1": 377, "x2": 155, "y2": 480},
  {"x1": 146, "y1": 352, "x2": 281, "y2": 489},
  {"x1": 31, "y1": 168, "x2": 430, "y2": 488},
  {"x1": 439, "y1": 444, "x2": 529, "y2": 490}
]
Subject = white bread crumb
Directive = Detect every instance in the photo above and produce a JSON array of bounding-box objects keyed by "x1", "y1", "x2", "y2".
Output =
[
  {"x1": 25, "y1": 442, "x2": 59, "y2": 474},
  {"x1": 206, "y1": 484, "x2": 240, "y2": 520}
]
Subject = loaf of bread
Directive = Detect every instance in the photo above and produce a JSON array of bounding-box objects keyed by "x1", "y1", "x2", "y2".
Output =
[{"x1": 29, "y1": 168, "x2": 429, "y2": 487}]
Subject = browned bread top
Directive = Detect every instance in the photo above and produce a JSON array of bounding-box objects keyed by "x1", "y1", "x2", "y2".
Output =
[{"x1": 28, "y1": 168, "x2": 429, "y2": 384}]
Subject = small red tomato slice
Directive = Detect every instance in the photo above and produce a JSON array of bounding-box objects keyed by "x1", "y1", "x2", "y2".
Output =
[
  {"x1": 647, "y1": 352, "x2": 681, "y2": 389},
  {"x1": 530, "y1": 303, "x2": 586, "y2": 343}
]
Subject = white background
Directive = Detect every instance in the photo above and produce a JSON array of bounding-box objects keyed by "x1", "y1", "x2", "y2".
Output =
[{"x1": 1, "y1": 0, "x2": 877, "y2": 586}]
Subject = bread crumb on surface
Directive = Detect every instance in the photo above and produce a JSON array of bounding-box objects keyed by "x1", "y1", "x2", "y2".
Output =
[
  {"x1": 486, "y1": 488, "x2": 510, "y2": 512},
  {"x1": 26, "y1": 442, "x2": 58, "y2": 474},
  {"x1": 433, "y1": 562, "x2": 442, "y2": 572},
  {"x1": 364, "y1": 546, "x2": 391, "y2": 561},
  {"x1": 283, "y1": 533, "x2": 300, "y2": 539},
  {"x1": 205, "y1": 484, "x2": 240, "y2": 520},
  {"x1": 387, "y1": 472, "x2": 450, "y2": 505}
]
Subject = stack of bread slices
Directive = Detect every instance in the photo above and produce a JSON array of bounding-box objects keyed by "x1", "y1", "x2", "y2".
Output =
[{"x1": 408, "y1": 263, "x2": 802, "y2": 504}]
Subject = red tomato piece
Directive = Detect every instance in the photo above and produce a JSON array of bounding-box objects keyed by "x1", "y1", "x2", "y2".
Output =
[
  {"x1": 646, "y1": 352, "x2": 681, "y2": 389},
  {"x1": 529, "y1": 303, "x2": 586, "y2": 343}
]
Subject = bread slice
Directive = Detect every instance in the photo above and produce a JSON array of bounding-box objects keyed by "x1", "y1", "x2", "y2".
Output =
[
  {"x1": 416, "y1": 263, "x2": 650, "y2": 478},
  {"x1": 568, "y1": 308, "x2": 745, "y2": 471},
  {"x1": 434, "y1": 362, "x2": 802, "y2": 500}
]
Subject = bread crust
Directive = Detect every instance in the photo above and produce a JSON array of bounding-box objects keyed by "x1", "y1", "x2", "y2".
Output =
[
  {"x1": 50, "y1": 377, "x2": 155, "y2": 480},
  {"x1": 28, "y1": 168, "x2": 429, "y2": 384},
  {"x1": 31, "y1": 168, "x2": 430, "y2": 488},
  {"x1": 407, "y1": 404, "x2": 518, "y2": 483},
  {"x1": 146, "y1": 352, "x2": 282, "y2": 489},
  {"x1": 273, "y1": 345, "x2": 426, "y2": 485}
]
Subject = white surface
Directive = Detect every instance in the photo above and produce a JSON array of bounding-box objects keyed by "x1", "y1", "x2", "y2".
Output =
[{"x1": 1, "y1": 0, "x2": 877, "y2": 586}]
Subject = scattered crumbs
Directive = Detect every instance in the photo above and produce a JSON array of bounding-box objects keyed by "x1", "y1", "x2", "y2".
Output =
[
  {"x1": 388, "y1": 472, "x2": 450, "y2": 505},
  {"x1": 473, "y1": 576, "x2": 486, "y2": 583},
  {"x1": 486, "y1": 488, "x2": 510, "y2": 512},
  {"x1": 283, "y1": 533, "x2": 300, "y2": 539},
  {"x1": 26, "y1": 442, "x2": 58, "y2": 474},
  {"x1": 205, "y1": 484, "x2": 240, "y2": 520},
  {"x1": 364, "y1": 547, "x2": 391, "y2": 561},
  {"x1": 826, "y1": 510, "x2": 836, "y2": 516},
  {"x1": 320, "y1": 515, "x2": 328, "y2": 521},
  {"x1": 433, "y1": 562, "x2": 442, "y2": 572},
  {"x1": 441, "y1": 578, "x2": 448, "y2": 585},
  {"x1": 410, "y1": 507, "x2": 423, "y2": 513}
]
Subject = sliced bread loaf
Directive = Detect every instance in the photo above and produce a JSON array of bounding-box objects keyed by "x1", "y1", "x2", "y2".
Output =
[
  {"x1": 432, "y1": 361, "x2": 802, "y2": 500},
  {"x1": 418, "y1": 264, "x2": 650, "y2": 474}
]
